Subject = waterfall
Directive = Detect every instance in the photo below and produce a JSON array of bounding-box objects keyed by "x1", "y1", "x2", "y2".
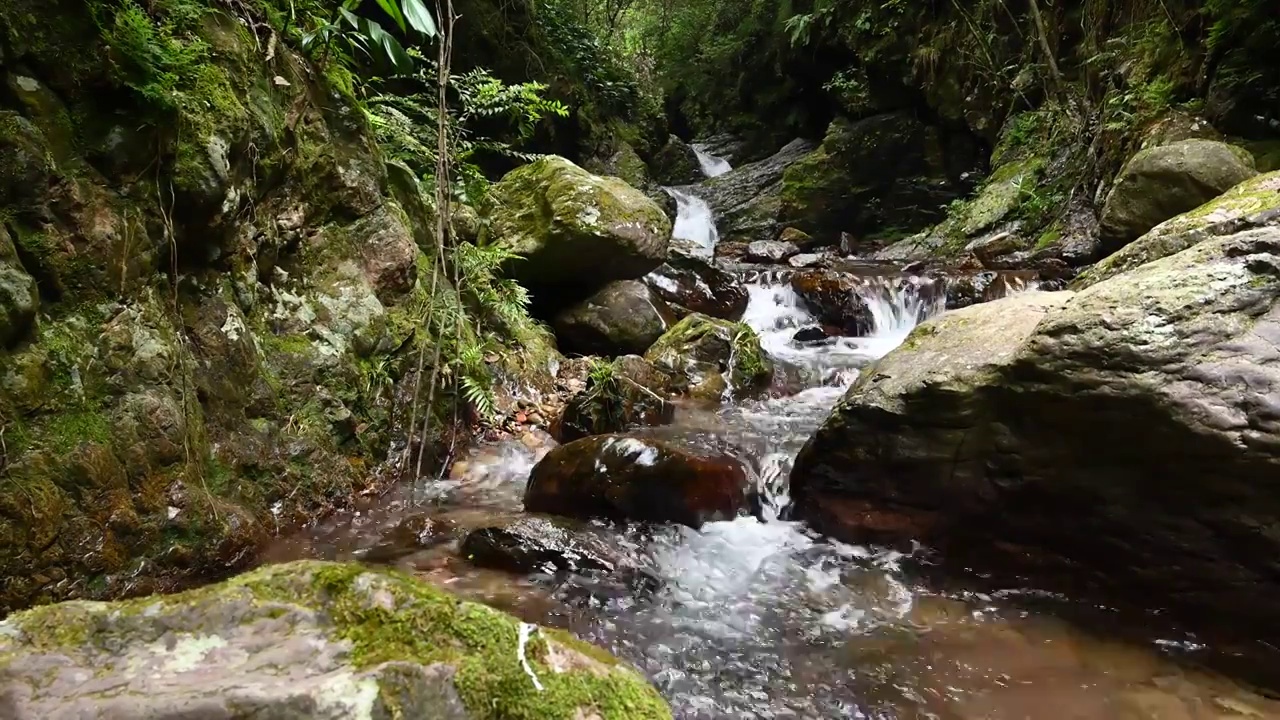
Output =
[
  {"x1": 692, "y1": 144, "x2": 733, "y2": 178},
  {"x1": 667, "y1": 187, "x2": 719, "y2": 258},
  {"x1": 855, "y1": 276, "x2": 946, "y2": 358}
]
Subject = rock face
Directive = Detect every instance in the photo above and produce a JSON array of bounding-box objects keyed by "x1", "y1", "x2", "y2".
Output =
[
  {"x1": 1078, "y1": 170, "x2": 1280, "y2": 288},
  {"x1": 525, "y1": 434, "x2": 752, "y2": 528},
  {"x1": 644, "y1": 313, "x2": 772, "y2": 399},
  {"x1": 778, "y1": 114, "x2": 979, "y2": 246},
  {"x1": 0, "y1": 2, "x2": 480, "y2": 613},
  {"x1": 650, "y1": 135, "x2": 703, "y2": 186},
  {"x1": 643, "y1": 253, "x2": 748, "y2": 321},
  {"x1": 697, "y1": 138, "x2": 816, "y2": 244},
  {"x1": 0, "y1": 561, "x2": 670, "y2": 719},
  {"x1": 485, "y1": 156, "x2": 672, "y2": 298},
  {"x1": 559, "y1": 355, "x2": 675, "y2": 442},
  {"x1": 790, "y1": 225, "x2": 1280, "y2": 654},
  {"x1": 1099, "y1": 139, "x2": 1257, "y2": 253},
  {"x1": 553, "y1": 280, "x2": 669, "y2": 356}
]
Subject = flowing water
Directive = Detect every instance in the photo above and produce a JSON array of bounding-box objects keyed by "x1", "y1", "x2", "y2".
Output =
[
  {"x1": 693, "y1": 144, "x2": 733, "y2": 178},
  {"x1": 668, "y1": 187, "x2": 719, "y2": 259},
  {"x1": 267, "y1": 173, "x2": 1280, "y2": 718}
]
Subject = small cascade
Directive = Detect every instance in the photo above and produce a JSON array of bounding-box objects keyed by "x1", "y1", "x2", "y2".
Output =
[
  {"x1": 855, "y1": 275, "x2": 947, "y2": 358},
  {"x1": 692, "y1": 144, "x2": 733, "y2": 177},
  {"x1": 666, "y1": 187, "x2": 719, "y2": 258}
]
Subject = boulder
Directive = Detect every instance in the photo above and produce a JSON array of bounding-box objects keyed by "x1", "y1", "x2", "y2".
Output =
[
  {"x1": 778, "y1": 226, "x2": 814, "y2": 248},
  {"x1": 485, "y1": 156, "x2": 671, "y2": 297},
  {"x1": 956, "y1": 159, "x2": 1043, "y2": 237},
  {"x1": 643, "y1": 253, "x2": 748, "y2": 321},
  {"x1": 650, "y1": 135, "x2": 703, "y2": 186},
  {"x1": 778, "y1": 114, "x2": 979, "y2": 245},
  {"x1": 558, "y1": 355, "x2": 676, "y2": 442},
  {"x1": 787, "y1": 253, "x2": 826, "y2": 268},
  {"x1": 1099, "y1": 139, "x2": 1257, "y2": 253},
  {"x1": 524, "y1": 434, "x2": 752, "y2": 528},
  {"x1": 0, "y1": 561, "x2": 670, "y2": 719},
  {"x1": 552, "y1": 280, "x2": 669, "y2": 357},
  {"x1": 461, "y1": 515, "x2": 658, "y2": 592},
  {"x1": 745, "y1": 240, "x2": 800, "y2": 263},
  {"x1": 697, "y1": 139, "x2": 816, "y2": 244},
  {"x1": 789, "y1": 270, "x2": 874, "y2": 335},
  {"x1": 644, "y1": 313, "x2": 772, "y2": 399},
  {"x1": 1078, "y1": 170, "x2": 1280, "y2": 288},
  {"x1": 790, "y1": 225, "x2": 1280, "y2": 659}
]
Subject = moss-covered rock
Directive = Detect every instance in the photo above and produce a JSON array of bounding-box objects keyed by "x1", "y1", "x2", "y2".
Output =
[
  {"x1": 1099, "y1": 139, "x2": 1258, "y2": 254},
  {"x1": 558, "y1": 355, "x2": 676, "y2": 441},
  {"x1": 1078, "y1": 171, "x2": 1280, "y2": 288},
  {"x1": 643, "y1": 313, "x2": 771, "y2": 400},
  {"x1": 778, "y1": 114, "x2": 978, "y2": 246},
  {"x1": 649, "y1": 134, "x2": 702, "y2": 186},
  {"x1": 484, "y1": 156, "x2": 671, "y2": 299},
  {"x1": 0, "y1": 560, "x2": 671, "y2": 719},
  {"x1": 0, "y1": 226, "x2": 38, "y2": 348}
]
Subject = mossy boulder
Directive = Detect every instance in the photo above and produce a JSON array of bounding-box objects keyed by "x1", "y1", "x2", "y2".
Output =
[
  {"x1": 0, "y1": 560, "x2": 671, "y2": 719},
  {"x1": 649, "y1": 134, "x2": 702, "y2": 186},
  {"x1": 1078, "y1": 171, "x2": 1280, "y2": 288},
  {"x1": 558, "y1": 355, "x2": 676, "y2": 442},
  {"x1": 643, "y1": 313, "x2": 771, "y2": 400},
  {"x1": 958, "y1": 158, "x2": 1044, "y2": 236},
  {"x1": 778, "y1": 114, "x2": 978, "y2": 246},
  {"x1": 0, "y1": 226, "x2": 38, "y2": 348},
  {"x1": 484, "y1": 157, "x2": 671, "y2": 298},
  {"x1": 1099, "y1": 139, "x2": 1258, "y2": 254},
  {"x1": 553, "y1": 280, "x2": 669, "y2": 357}
]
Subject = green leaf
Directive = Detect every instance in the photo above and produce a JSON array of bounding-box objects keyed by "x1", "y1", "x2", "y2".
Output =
[
  {"x1": 400, "y1": 0, "x2": 438, "y2": 37},
  {"x1": 372, "y1": 0, "x2": 406, "y2": 32},
  {"x1": 363, "y1": 17, "x2": 414, "y2": 73}
]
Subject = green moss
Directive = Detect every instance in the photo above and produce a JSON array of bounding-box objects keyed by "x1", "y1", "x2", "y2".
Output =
[
  {"x1": 40, "y1": 409, "x2": 111, "y2": 454},
  {"x1": 728, "y1": 323, "x2": 771, "y2": 390},
  {"x1": 1035, "y1": 227, "x2": 1064, "y2": 250}
]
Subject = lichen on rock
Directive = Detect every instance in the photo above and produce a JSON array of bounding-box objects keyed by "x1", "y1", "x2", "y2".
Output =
[{"x1": 0, "y1": 560, "x2": 672, "y2": 719}]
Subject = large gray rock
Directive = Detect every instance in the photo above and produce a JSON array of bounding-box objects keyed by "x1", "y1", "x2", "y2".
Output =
[
  {"x1": 0, "y1": 561, "x2": 670, "y2": 719},
  {"x1": 1078, "y1": 170, "x2": 1280, "y2": 288},
  {"x1": 1099, "y1": 139, "x2": 1257, "y2": 254},
  {"x1": 485, "y1": 156, "x2": 671, "y2": 297},
  {"x1": 553, "y1": 279, "x2": 669, "y2": 357},
  {"x1": 790, "y1": 225, "x2": 1280, "y2": 660}
]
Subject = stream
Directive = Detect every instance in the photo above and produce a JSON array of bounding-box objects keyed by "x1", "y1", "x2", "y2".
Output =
[{"x1": 266, "y1": 147, "x2": 1280, "y2": 718}]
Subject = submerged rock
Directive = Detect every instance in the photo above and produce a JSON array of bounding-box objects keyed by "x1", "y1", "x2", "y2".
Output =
[
  {"x1": 553, "y1": 279, "x2": 669, "y2": 357},
  {"x1": 790, "y1": 224, "x2": 1280, "y2": 656},
  {"x1": 525, "y1": 434, "x2": 752, "y2": 528},
  {"x1": 644, "y1": 313, "x2": 772, "y2": 399},
  {"x1": 1099, "y1": 139, "x2": 1257, "y2": 253},
  {"x1": 558, "y1": 355, "x2": 675, "y2": 442},
  {"x1": 0, "y1": 560, "x2": 671, "y2": 719},
  {"x1": 485, "y1": 156, "x2": 672, "y2": 297},
  {"x1": 643, "y1": 253, "x2": 748, "y2": 321}
]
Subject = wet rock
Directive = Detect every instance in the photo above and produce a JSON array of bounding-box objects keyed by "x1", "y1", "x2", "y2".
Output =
[
  {"x1": 792, "y1": 326, "x2": 830, "y2": 344},
  {"x1": 790, "y1": 225, "x2": 1280, "y2": 658},
  {"x1": 462, "y1": 516, "x2": 656, "y2": 594},
  {"x1": 643, "y1": 253, "x2": 749, "y2": 321},
  {"x1": 644, "y1": 313, "x2": 772, "y2": 399},
  {"x1": 559, "y1": 355, "x2": 675, "y2": 441},
  {"x1": 484, "y1": 156, "x2": 671, "y2": 298},
  {"x1": 553, "y1": 280, "x2": 669, "y2": 357},
  {"x1": 1099, "y1": 139, "x2": 1257, "y2": 253},
  {"x1": 787, "y1": 253, "x2": 826, "y2": 268},
  {"x1": 525, "y1": 434, "x2": 752, "y2": 528},
  {"x1": 746, "y1": 240, "x2": 800, "y2": 263},
  {"x1": 650, "y1": 135, "x2": 703, "y2": 186},
  {"x1": 1077, "y1": 170, "x2": 1280, "y2": 288},
  {"x1": 0, "y1": 561, "x2": 670, "y2": 719},
  {"x1": 697, "y1": 138, "x2": 816, "y2": 244},
  {"x1": 789, "y1": 270, "x2": 874, "y2": 335}
]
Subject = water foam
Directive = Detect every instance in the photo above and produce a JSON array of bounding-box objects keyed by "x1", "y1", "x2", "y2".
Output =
[
  {"x1": 667, "y1": 188, "x2": 718, "y2": 258},
  {"x1": 692, "y1": 145, "x2": 733, "y2": 178}
]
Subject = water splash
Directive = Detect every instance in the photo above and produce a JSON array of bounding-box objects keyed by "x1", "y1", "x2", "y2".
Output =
[
  {"x1": 856, "y1": 275, "x2": 946, "y2": 358},
  {"x1": 692, "y1": 144, "x2": 733, "y2": 178},
  {"x1": 667, "y1": 188, "x2": 718, "y2": 258}
]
